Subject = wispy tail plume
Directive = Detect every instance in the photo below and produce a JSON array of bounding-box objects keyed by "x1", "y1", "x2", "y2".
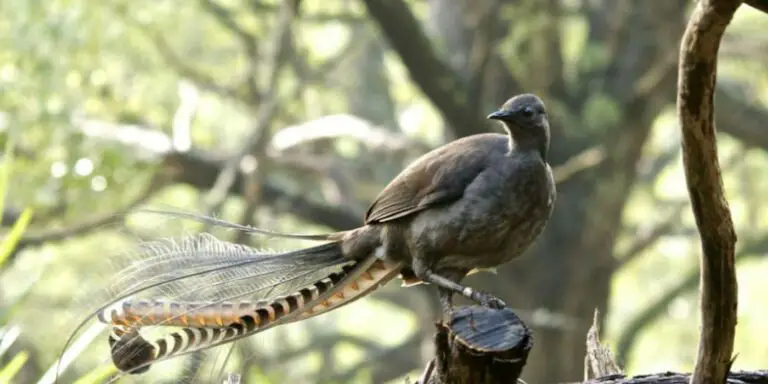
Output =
[{"x1": 55, "y1": 209, "x2": 401, "y2": 382}]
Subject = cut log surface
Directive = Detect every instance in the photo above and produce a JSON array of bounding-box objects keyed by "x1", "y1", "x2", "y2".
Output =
[{"x1": 424, "y1": 306, "x2": 532, "y2": 384}]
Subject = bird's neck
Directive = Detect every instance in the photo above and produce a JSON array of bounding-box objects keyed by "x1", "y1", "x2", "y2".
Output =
[{"x1": 505, "y1": 129, "x2": 549, "y2": 161}]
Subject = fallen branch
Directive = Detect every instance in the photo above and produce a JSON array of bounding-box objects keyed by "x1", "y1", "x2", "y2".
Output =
[
  {"x1": 677, "y1": 0, "x2": 741, "y2": 383},
  {"x1": 579, "y1": 370, "x2": 768, "y2": 384}
]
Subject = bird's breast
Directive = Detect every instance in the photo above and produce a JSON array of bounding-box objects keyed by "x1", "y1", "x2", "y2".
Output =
[{"x1": 405, "y1": 156, "x2": 555, "y2": 268}]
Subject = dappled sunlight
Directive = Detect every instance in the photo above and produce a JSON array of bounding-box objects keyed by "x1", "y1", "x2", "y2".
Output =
[{"x1": 0, "y1": 0, "x2": 766, "y2": 383}]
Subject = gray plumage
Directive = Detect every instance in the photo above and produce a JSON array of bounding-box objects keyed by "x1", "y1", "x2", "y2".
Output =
[{"x1": 336, "y1": 93, "x2": 556, "y2": 310}]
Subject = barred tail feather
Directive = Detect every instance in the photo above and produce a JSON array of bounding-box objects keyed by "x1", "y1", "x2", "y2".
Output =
[
  {"x1": 108, "y1": 257, "x2": 403, "y2": 375},
  {"x1": 56, "y1": 232, "x2": 353, "y2": 383}
]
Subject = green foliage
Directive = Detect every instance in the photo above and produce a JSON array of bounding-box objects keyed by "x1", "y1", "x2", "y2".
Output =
[
  {"x1": 581, "y1": 93, "x2": 623, "y2": 137},
  {"x1": 0, "y1": 350, "x2": 29, "y2": 383},
  {"x1": 0, "y1": 140, "x2": 34, "y2": 271},
  {"x1": 0, "y1": 0, "x2": 765, "y2": 382},
  {"x1": 0, "y1": 209, "x2": 33, "y2": 269},
  {"x1": 0, "y1": 141, "x2": 32, "y2": 382},
  {"x1": 72, "y1": 364, "x2": 117, "y2": 384}
]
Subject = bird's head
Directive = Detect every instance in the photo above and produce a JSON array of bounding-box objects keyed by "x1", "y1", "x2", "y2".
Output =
[{"x1": 487, "y1": 93, "x2": 550, "y2": 160}]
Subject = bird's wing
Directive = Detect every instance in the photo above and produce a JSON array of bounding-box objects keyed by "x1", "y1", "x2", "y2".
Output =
[{"x1": 364, "y1": 134, "x2": 506, "y2": 224}]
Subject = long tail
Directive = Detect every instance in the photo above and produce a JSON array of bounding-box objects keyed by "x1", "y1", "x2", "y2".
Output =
[
  {"x1": 56, "y1": 208, "x2": 386, "y2": 383},
  {"x1": 105, "y1": 255, "x2": 403, "y2": 375}
]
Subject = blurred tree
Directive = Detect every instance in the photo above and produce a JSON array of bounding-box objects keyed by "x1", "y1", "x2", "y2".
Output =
[
  {"x1": 0, "y1": 0, "x2": 766, "y2": 383},
  {"x1": 357, "y1": 0, "x2": 768, "y2": 382}
]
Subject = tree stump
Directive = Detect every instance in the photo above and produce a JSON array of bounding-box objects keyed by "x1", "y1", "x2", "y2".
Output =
[{"x1": 419, "y1": 306, "x2": 532, "y2": 384}]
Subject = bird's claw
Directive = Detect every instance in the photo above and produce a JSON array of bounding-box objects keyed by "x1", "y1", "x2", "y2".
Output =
[{"x1": 471, "y1": 290, "x2": 507, "y2": 309}]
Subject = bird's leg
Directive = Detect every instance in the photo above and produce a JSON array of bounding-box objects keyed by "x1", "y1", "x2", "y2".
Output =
[
  {"x1": 437, "y1": 287, "x2": 454, "y2": 318},
  {"x1": 412, "y1": 259, "x2": 507, "y2": 311},
  {"x1": 425, "y1": 272, "x2": 507, "y2": 309}
]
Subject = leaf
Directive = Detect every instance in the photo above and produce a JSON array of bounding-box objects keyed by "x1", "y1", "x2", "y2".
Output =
[
  {"x1": 0, "y1": 137, "x2": 15, "y2": 229},
  {"x1": 0, "y1": 350, "x2": 29, "y2": 382},
  {"x1": 0, "y1": 326, "x2": 21, "y2": 360},
  {"x1": 72, "y1": 364, "x2": 117, "y2": 384},
  {"x1": 0, "y1": 207, "x2": 34, "y2": 268}
]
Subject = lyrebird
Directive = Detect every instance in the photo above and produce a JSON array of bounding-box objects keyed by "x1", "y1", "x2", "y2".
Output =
[{"x1": 57, "y1": 93, "x2": 556, "y2": 378}]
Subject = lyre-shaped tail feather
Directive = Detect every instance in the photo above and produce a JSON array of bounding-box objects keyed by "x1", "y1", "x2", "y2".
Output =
[
  {"x1": 56, "y1": 229, "x2": 352, "y2": 383},
  {"x1": 108, "y1": 257, "x2": 403, "y2": 375}
]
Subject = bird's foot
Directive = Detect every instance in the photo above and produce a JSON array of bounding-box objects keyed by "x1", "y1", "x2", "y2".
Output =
[{"x1": 463, "y1": 287, "x2": 507, "y2": 309}]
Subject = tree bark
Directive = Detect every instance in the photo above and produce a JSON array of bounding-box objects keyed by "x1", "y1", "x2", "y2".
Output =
[
  {"x1": 677, "y1": 1, "x2": 741, "y2": 383},
  {"x1": 580, "y1": 371, "x2": 768, "y2": 384},
  {"x1": 420, "y1": 306, "x2": 532, "y2": 384}
]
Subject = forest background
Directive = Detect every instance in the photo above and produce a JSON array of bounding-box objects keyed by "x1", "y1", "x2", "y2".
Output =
[{"x1": 0, "y1": 0, "x2": 767, "y2": 383}]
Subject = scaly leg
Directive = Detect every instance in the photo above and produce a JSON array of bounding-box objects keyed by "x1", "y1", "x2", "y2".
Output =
[
  {"x1": 425, "y1": 271, "x2": 506, "y2": 309},
  {"x1": 412, "y1": 258, "x2": 506, "y2": 312}
]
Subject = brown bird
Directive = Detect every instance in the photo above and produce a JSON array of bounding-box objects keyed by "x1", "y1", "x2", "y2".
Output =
[{"x1": 65, "y1": 93, "x2": 556, "y2": 377}]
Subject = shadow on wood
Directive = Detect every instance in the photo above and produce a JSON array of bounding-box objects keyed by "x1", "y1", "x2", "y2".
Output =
[{"x1": 418, "y1": 306, "x2": 532, "y2": 384}]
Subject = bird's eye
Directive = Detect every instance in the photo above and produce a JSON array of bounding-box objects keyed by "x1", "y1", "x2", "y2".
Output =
[{"x1": 521, "y1": 106, "x2": 535, "y2": 118}]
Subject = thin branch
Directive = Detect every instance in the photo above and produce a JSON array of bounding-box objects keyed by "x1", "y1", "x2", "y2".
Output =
[
  {"x1": 201, "y1": 0, "x2": 299, "y2": 219},
  {"x1": 162, "y1": 150, "x2": 361, "y2": 230},
  {"x1": 618, "y1": 136, "x2": 751, "y2": 269},
  {"x1": 637, "y1": 144, "x2": 681, "y2": 183},
  {"x1": 361, "y1": 0, "x2": 485, "y2": 138},
  {"x1": 145, "y1": 29, "x2": 241, "y2": 100},
  {"x1": 198, "y1": 0, "x2": 263, "y2": 101},
  {"x1": 614, "y1": 202, "x2": 687, "y2": 269},
  {"x1": 631, "y1": 47, "x2": 679, "y2": 104},
  {"x1": 465, "y1": 0, "x2": 501, "y2": 112},
  {"x1": 288, "y1": 32, "x2": 360, "y2": 87},
  {"x1": 677, "y1": 1, "x2": 741, "y2": 382},
  {"x1": 232, "y1": 0, "x2": 302, "y2": 244},
  {"x1": 16, "y1": 173, "x2": 167, "y2": 250},
  {"x1": 72, "y1": 115, "x2": 371, "y2": 228},
  {"x1": 552, "y1": 145, "x2": 607, "y2": 184},
  {"x1": 198, "y1": 0, "x2": 258, "y2": 58}
]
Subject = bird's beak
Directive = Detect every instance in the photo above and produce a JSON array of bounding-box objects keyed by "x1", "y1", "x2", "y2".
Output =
[{"x1": 487, "y1": 110, "x2": 510, "y2": 120}]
